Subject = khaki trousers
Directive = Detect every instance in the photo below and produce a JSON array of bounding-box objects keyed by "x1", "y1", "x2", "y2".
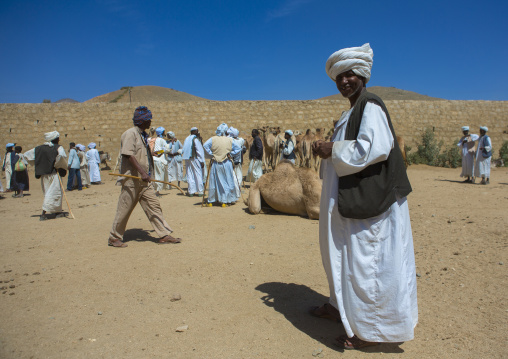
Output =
[{"x1": 109, "y1": 180, "x2": 172, "y2": 241}]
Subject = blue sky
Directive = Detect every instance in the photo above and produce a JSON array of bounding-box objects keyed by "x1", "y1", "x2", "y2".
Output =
[{"x1": 0, "y1": 0, "x2": 506, "y2": 103}]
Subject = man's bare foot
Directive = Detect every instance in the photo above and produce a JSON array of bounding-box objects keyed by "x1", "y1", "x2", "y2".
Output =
[{"x1": 336, "y1": 335, "x2": 379, "y2": 350}]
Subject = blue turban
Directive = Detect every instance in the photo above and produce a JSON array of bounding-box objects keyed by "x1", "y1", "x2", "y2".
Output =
[
  {"x1": 156, "y1": 127, "x2": 165, "y2": 137},
  {"x1": 76, "y1": 144, "x2": 86, "y2": 151},
  {"x1": 133, "y1": 106, "x2": 152, "y2": 126},
  {"x1": 88, "y1": 142, "x2": 96, "y2": 149},
  {"x1": 216, "y1": 123, "x2": 229, "y2": 136},
  {"x1": 6, "y1": 143, "x2": 15, "y2": 148}
]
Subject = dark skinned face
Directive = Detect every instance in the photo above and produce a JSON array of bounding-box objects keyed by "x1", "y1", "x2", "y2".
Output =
[
  {"x1": 138, "y1": 120, "x2": 152, "y2": 131},
  {"x1": 335, "y1": 70, "x2": 365, "y2": 99}
]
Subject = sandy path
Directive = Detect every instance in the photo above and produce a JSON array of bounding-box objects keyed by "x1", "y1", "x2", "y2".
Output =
[{"x1": 0, "y1": 165, "x2": 506, "y2": 358}]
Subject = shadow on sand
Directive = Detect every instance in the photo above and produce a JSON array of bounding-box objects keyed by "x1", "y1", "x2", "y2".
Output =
[
  {"x1": 255, "y1": 282, "x2": 404, "y2": 354},
  {"x1": 123, "y1": 228, "x2": 160, "y2": 243}
]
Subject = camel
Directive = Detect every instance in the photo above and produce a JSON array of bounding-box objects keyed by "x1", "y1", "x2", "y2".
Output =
[
  {"x1": 396, "y1": 135, "x2": 408, "y2": 168},
  {"x1": 311, "y1": 128, "x2": 326, "y2": 172},
  {"x1": 259, "y1": 126, "x2": 278, "y2": 171},
  {"x1": 245, "y1": 161, "x2": 322, "y2": 219},
  {"x1": 300, "y1": 129, "x2": 314, "y2": 168}
]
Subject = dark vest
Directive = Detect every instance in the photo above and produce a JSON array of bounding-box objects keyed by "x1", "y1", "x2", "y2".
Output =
[
  {"x1": 34, "y1": 144, "x2": 60, "y2": 178},
  {"x1": 282, "y1": 139, "x2": 296, "y2": 160},
  {"x1": 338, "y1": 91, "x2": 412, "y2": 219}
]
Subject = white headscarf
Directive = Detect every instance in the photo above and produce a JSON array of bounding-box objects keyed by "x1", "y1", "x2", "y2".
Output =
[
  {"x1": 216, "y1": 123, "x2": 229, "y2": 136},
  {"x1": 167, "y1": 131, "x2": 175, "y2": 139},
  {"x1": 88, "y1": 142, "x2": 96, "y2": 149},
  {"x1": 44, "y1": 131, "x2": 60, "y2": 142},
  {"x1": 156, "y1": 127, "x2": 165, "y2": 137},
  {"x1": 461, "y1": 126, "x2": 469, "y2": 131},
  {"x1": 480, "y1": 126, "x2": 488, "y2": 132},
  {"x1": 285, "y1": 129, "x2": 293, "y2": 136},
  {"x1": 326, "y1": 43, "x2": 374, "y2": 83},
  {"x1": 231, "y1": 128, "x2": 239, "y2": 138}
]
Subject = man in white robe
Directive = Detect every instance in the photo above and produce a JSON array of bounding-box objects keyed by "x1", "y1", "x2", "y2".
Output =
[
  {"x1": 474, "y1": 126, "x2": 492, "y2": 184},
  {"x1": 86, "y1": 143, "x2": 102, "y2": 184},
  {"x1": 203, "y1": 123, "x2": 242, "y2": 206},
  {"x1": 166, "y1": 131, "x2": 184, "y2": 189},
  {"x1": 246, "y1": 129, "x2": 263, "y2": 183},
  {"x1": 182, "y1": 127, "x2": 205, "y2": 196},
  {"x1": 2, "y1": 143, "x2": 15, "y2": 192},
  {"x1": 457, "y1": 126, "x2": 479, "y2": 183},
  {"x1": 229, "y1": 127, "x2": 245, "y2": 197},
  {"x1": 76, "y1": 144, "x2": 90, "y2": 188},
  {"x1": 152, "y1": 126, "x2": 169, "y2": 197},
  {"x1": 312, "y1": 43, "x2": 417, "y2": 349},
  {"x1": 24, "y1": 131, "x2": 68, "y2": 221}
]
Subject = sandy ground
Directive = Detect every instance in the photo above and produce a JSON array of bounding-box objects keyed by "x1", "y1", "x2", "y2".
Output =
[{"x1": 0, "y1": 164, "x2": 506, "y2": 359}]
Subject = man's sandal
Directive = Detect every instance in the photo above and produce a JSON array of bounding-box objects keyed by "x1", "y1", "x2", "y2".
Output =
[
  {"x1": 336, "y1": 335, "x2": 379, "y2": 350},
  {"x1": 108, "y1": 239, "x2": 128, "y2": 248},
  {"x1": 158, "y1": 236, "x2": 182, "y2": 244},
  {"x1": 308, "y1": 303, "x2": 341, "y2": 322}
]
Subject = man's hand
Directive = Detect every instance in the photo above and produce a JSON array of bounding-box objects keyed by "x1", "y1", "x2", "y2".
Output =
[
  {"x1": 312, "y1": 140, "x2": 334, "y2": 159},
  {"x1": 140, "y1": 171, "x2": 151, "y2": 182}
]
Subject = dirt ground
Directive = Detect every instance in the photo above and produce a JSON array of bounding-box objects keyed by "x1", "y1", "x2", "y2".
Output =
[{"x1": 0, "y1": 164, "x2": 506, "y2": 359}]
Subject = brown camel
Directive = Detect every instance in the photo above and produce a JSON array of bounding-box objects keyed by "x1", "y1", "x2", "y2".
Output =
[{"x1": 245, "y1": 161, "x2": 321, "y2": 219}]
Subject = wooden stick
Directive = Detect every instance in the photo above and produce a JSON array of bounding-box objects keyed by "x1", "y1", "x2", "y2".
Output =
[
  {"x1": 57, "y1": 172, "x2": 75, "y2": 219},
  {"x1": 109, "y1": 173, "x2": 185, "y2": 195},
  {"x1": 201, "y1": 159, "x2": 213, "y2": 207}
]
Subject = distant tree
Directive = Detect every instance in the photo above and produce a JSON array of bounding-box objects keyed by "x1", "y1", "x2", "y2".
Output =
[{"x1": 42, "y1": 99, "x2": 51, "y2": 103}]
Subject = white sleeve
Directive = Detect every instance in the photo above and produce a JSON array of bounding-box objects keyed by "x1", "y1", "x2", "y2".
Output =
[
  {"x1": 195, "y1": 139, "x2": 205, "y2": 163},
  {"x1": 203, "y1": 138, "x2": 213, "y2": 156},
  {"x1": 332, "y1": 102, "x2": 394, "y2": 177}
]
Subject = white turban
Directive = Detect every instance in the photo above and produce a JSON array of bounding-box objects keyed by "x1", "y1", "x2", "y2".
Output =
[
  {"x1": 326, "y1": 43, "x2": 374, "y2": 83},
  {"x1": 216, "y1": 123, "x2": 229, "y2": 136},
  {"x1": 480, "y1": 126, "x2": 488, "y2": 132},
  {"x1": 88, "y1": 142, "x2": 96, "y2": 149},
  {"x1": 76, "y1": 144, "x2": 86, "y2": 151},
  {"x1": 285, "y1": 129, "x2": 293, "y2": 136},
  {"x1": 167, "y1": 131, "x2": 175, "y2": 138},
  {"x1": 44, "y1": 131, "x2": 60, "y2": 142},
  {"x1": 190, "y1": 127, "x2": 198, "y2": 132},
  {"x1": 461, "y1": 126, "x2": 469, "y2": 131},
  {"x1": 227, "y1": 126, "x2": 235, "y2": 137}
]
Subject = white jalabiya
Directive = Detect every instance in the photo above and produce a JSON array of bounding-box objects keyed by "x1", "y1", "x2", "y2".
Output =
[
  {"x1": 4, "y1": 153, "x2": 12, "y2": 190},
  {"x1": 457, "y1": 134, "x2": 479, "y2": 178},
  {"x1": 152, "y1": 137, "x2": 169, "y2": 192},
  {"x1": 166, "y1": 140, "x2": 184, "y2": 183},
  {"x1": 474, "y1": 135, "x2": 492, "y2": 178},
  {"x1": 182, "y1": 135, "x2": 205, "y2": 195},
  {"x1": 78, "y1": 151, "x2": 90, "y2": 187},
  {"x1": 246, "y1": 159, "x2": 263, "y2": 182},
  {"x1": 231, "y1": 137, "x2": 245, "y2": 197},
  {"x1": 86, "y1": 149, "x2": 101, "y2": 182},
  {"x1": 24, "y1": 145, "x2": 67, "y2": 213},
  {"x1": 319, "y1": 102, "x2": 418, "y2": 343}
]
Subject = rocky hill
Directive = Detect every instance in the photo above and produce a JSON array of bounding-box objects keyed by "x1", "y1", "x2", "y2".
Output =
[
  {"x1": 85, "y1": 85, "x2": 208, "y2": 103},
  {"x1": 319, "y1": 86, "x2": 443, "y2": 101}
]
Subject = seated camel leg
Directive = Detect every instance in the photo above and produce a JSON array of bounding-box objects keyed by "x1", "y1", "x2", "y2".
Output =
[{"x1": 247, "y1": 185, "x2": 262, "y2": 214}]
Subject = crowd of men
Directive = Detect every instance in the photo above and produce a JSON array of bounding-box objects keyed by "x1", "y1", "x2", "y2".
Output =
[{"x1": 457, "y1": 125, "x2": 493, "y2": 184}]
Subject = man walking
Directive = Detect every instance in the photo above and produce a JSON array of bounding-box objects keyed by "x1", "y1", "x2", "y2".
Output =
[{"x1": 108, "y1": 106, "x2": 181, "y2": 248}]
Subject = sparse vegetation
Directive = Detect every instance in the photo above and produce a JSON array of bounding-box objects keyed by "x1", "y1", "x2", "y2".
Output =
[
  {"x1": 42, "y1": 99, "x2": 51, "y2": 103},
  {"x1": 499, "y1": 141, "x2": 508, "y2": 166},
  {"x1": 110, "y1": 87, "x2": 133, "y2": 103},
  {"x1": 407, "y1": 129, "x2": 461, "y2": 168}
]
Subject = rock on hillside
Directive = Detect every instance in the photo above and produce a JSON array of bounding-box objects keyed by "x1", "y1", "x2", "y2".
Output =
[
  {"x1": 85, "y1": 85, "x2": 208, "y2": 103},
  {"x1": 54, "y1": 98, "x2": 80, "y2": 103},
  {"x1": 319, "y1": 86, "x2": 443, "y2": 101}
]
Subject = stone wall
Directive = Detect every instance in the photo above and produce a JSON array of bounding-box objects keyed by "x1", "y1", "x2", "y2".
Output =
[{"x1": 1, "y1": 100, "x2": 507, "y2": 159}]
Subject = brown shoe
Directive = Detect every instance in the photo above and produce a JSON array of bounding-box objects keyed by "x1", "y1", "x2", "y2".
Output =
[
  {"x1": 108, "y1": 239, "x2": 128, "y2": 248},
  {"x1": 158, "y1": 235, "x2": 182, "y2": 244}
]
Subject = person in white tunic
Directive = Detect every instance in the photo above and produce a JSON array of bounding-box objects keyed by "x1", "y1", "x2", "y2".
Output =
[
  {"x1": 311, "y1": 43, "x2": 417, "y2": 350},
  {"x1": 24, "y1": 131, "x2": 68, "y2": 221},
  {"x1": 86, "y1": 143, "x2": 102, "y2": 184},
  {"x1": 166, "y1": 131, "x2": 184, "y2": 189},
  {"x1": 203, "y1": 123, "x2": 242, "y2": 206},
  {"x1": 457, "y1": 126, "x2": 479, "y2": 183},
  {"x1": 246, "y1": 129, "x2": 263, "y2": 183},
  {"x1": 2, "y1": 143, "x2": 15, "y2": 192},
  {"x1": 182, "y1": 127, "x2": 205, "y2": 196},
  {"x1": 229, "y1": 127, "x2": 245, "y2": 197},
  {"x1": 474, "y1": 126, "x2": 492, "y2": 185},
  {"x1": 152, "y1": 126, "x2": 169, "y2": 197},
  {"x1": 280, "y1": 129, "x2": 296, "y2": 164}
]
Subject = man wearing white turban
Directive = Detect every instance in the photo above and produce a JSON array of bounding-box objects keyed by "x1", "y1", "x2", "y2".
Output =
[
  {"x1": 86, "y1": 142, "x2": 102, "y2": 184},
  {"x1": 474, "y1": 126, "x2": 492, "y2": 184},
  {"x1": 76, "y1": 144, "x2": 91, "y2": 188},
  {"x1": 24, "y1": 131, "x2": 68, "y2": 220},
  {"x1": 182, "y1": 127, "x2": 205, "y2": 196},
  {"x1": 312, "y1": 44, "x2": 417, "y2": 349},
  {"x1": 152, "y1": 127, "x2": 168, "y2": 197},
  {"x1": 166, "y1": 131, "x2": 184, "y2": 189},
  {"x1": 457, "y1": 126, "x2": 479, "y2": 182},
  {"x1": 203, "y1": 123, "x2": 242, "y2": 206}
]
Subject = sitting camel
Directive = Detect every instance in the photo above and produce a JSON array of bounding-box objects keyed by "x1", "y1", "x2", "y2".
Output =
[{"x1": 245, "y1": 161, "x2": 321, "y2": 219}]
